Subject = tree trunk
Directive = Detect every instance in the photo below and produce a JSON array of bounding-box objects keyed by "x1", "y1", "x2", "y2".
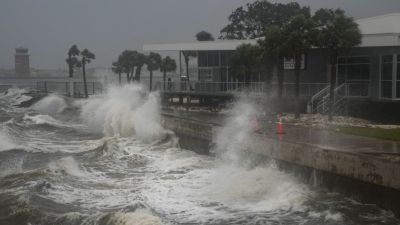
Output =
[
  {"x1": 149, "y1": 70, "x2": 153, "y2": 91},
  {"x1": 82, "y1": 60, "x2": 88, "y2": 98},
  {"x1": 294, "y1": 54, "x2": 301, "y2": 119},
  {"x1": 163, "y1": 70, "x2": 166, "y2": 91},
  {"x1": 126, "y1": 72, "x2": 130, "y2": 83},
  {"x1": 265, "y1": 65, "x2": 273, "y2": 96},
  {"x1": 135, "y1": 66, "x2": 142, "y2": 82},
  {"x1": 118, "y1": 73, "x2": 121, "y2": 85},
  {"x1": 277, "y1": 57, "x2": 284, "y2": 98},
  {"x1": 68, "y1": 55, "x2": 73, "y2": 78},
  {"x1": 130, "y1": 66, "x2": 135, "y2": 82},
  {"x1": 328, "y1": 53, "x2": 337, "y2": 121}
]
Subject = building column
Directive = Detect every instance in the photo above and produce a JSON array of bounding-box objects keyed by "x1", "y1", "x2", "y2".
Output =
[{"x1": 393, "y1": 54, "x2": 398, "y2": 99}]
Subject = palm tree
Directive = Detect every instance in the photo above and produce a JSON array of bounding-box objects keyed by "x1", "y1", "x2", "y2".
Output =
[
  {"x1": 133, "y1": 52, "x2": 146, "y2": 82},
  {"x1": 112, "y1": 60, "x2": 123, "y2": 85},
  {"x1": 66, "y1": 45, "x2": 80, "y2": 96},
  {"x1": 66, "y1": 45, "x2": 80, "y2": 78},
  {"x1": 146, "y1": 52, "x2": 162, "y2": 91},
  {"x1": 78, "y1": 49, "x2": 95, "y2": 98},
  {"x1": 118, "y1": 50, "x2": 136, "y2": 83},
  {"x1": 160, "y1": 56, "x2": 177, "y2": 90},
  {"x1": 313, "y1": 8, "x2": 361, "y2": 121},
  {"x1": 280, "y1": 13, "x2": 315, "y2": 118}
]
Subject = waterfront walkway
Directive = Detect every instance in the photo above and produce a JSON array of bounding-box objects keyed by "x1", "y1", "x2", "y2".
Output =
[{"x1": 162, "y1": 108, "x2": 400, "y2": 159}]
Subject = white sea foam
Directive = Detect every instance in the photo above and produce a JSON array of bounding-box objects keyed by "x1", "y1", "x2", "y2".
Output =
[
  {"x1": 2, "y1": 87, "x2": 32, "y2": 106},
  {"x1": 0, "y1": 128, "x2": 17, "y2": 151},
  {"x1": 49, "y1": 157, "x2": 86, "y2": 177},
  {"x1": 32, "y1": 94, "x2": 67, "y2": 114},
  {"x1": 23, "y1": 114, "x2": 71, "y2": 128},
  {"x1": 78, "y1": 84, "x2": 167, "y2": 142},
  {"x1": 105, "y1": 210, "x2": 164, "y2": 225},
  {"x1": 203, "y1": 164, "x2": 308, "y2": 211}
]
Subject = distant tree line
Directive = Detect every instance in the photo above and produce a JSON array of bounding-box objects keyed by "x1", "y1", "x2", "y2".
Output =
[{"x1": 111, "y1": 50, "x2": 176, "y2": 91}]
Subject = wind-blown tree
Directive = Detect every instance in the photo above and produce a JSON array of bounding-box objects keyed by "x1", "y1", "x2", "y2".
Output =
[
  {"x1": 258, "y1": 26, "x2": 286, "y2": 97},
  {"x1": 229, "y1": 43, "x2": 262, "y2": 84},
  {"x1": 66, "y1": 45, "x2": 80, "y2": 96},
  {"x1": 66, "y1": 45, "x2": 80, "y2": 78},
  {"x1": 160, "y1": 56, "x2": 177, "y2": 90},
  {"x1": 133, "y1": 52, "x2": 146, "y2": 82},
  {"x1": 196, "y1": 31, "x2": 215, "y2": 41},
  {"x1": 111, "y1": 60, "x2": 123, "y2": 85},
  {"x1": 146, "y1": 52, "x2": 162, "y2": 91},
  {"x1": 313, "y1": 8, "x2": 361, "y2": 121},
  {"x1": 78, "y1": 49, "x2": 95, "y2": 98},
  {"x1": 220, "y1": 1, "x2": 309, "y2": 39},
  {"x1": 118, "y1": 50, "x2": 136, "y2": 83},
  {"x1": 280, "y1": 13, "x2": 315, "y2": 118}
]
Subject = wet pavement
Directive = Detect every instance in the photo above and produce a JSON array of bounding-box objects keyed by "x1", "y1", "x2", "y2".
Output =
[{"x1": 162, "y1": 108, "x2": 400, "y2": 157}]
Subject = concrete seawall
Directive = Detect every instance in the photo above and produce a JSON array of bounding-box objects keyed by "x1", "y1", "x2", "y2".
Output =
[{"x1": 162, "y1": 113, "x2": 400, "y2": 216}]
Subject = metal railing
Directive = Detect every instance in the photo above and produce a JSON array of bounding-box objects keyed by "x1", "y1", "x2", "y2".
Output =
[
  {"x1": 309, "y1": 82, "x2": 370, "y2": 114},
  {"x1": 36, "y1": 81, "x2": 103, "y2": 97},
  {"x1": 154, "y1": 81, "x2": 329, "y2": 97}
]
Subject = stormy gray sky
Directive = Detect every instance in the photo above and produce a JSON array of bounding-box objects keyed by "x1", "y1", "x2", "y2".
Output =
[{"x1": 1, "y1": 0, "x2": 400, "y2": 70}]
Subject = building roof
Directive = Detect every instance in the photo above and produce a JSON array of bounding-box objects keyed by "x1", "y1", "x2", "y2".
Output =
[
  {"x1": 356, "y1": 13, "x2": 400, "y2": 35},
  {"x1": 143, "y1": 13, "x2": 400, "y2": 51},
  {"x1": 143, "y1": 39, "x2": 259, "y2": 51}
]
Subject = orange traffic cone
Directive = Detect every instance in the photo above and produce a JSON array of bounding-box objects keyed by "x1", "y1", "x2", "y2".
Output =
[{"x1": 277, "y1": 115, "x2": 285, "y2": 134}]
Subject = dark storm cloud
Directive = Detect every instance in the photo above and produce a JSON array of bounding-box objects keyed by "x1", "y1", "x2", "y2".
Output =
[{"x1": 1, "y1": 0, "x2": 399, "y2": 69}]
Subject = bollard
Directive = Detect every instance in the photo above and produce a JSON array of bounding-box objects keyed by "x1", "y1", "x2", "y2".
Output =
[{"x1": 277, "y1": 115, "x2": 285, "y2": 134}]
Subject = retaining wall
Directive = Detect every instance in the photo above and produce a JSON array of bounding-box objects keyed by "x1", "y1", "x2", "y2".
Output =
[{"x1": 162, "y1": 113, "x2": 400, "y2": 216}]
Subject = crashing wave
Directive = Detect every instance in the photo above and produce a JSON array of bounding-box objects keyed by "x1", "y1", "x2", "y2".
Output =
[
  {"x1": 77, "y1": 84, "x2": 168, "y2": 142},
  {"x1": 1, "y1": 87, "x2": 33, "y2": 106},
  {"x1": 32, "y1": 94, "x2": 67, "y2": 114}
]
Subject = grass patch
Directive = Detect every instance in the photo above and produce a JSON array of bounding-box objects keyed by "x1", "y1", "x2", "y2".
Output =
[{"x1": 333, "y1": 126, "x2": 400, "y2": 141}]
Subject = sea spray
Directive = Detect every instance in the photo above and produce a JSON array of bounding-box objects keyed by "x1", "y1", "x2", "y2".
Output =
[
  {"x1": 213, "y1": 98, "x2": 258, "y2": 164},
  {"x1": 208, "y1": 98, "x2": 309, "y2": 211},
  {"x1": 0, "y1": 128, "x2": 17, "y2": 151},
  {"x1": 32, "y1": 94, "x2": 67, "y2": 114},
  {"x1": 78, "y1": 84, "x2": 167, "y2": 142}
]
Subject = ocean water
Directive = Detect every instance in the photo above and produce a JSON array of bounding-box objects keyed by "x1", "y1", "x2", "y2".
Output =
[{"x1": 0, "y1": 85, "x2": 398, "y2": 225}]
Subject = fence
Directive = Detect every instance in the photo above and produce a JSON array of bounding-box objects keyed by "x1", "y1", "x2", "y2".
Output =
[
  {"x1": 36, "y1": 81, "x2": 103, "y2": 97},
  {"x1": 154, "y1": 81, "x2": 329, "y2": 98}
]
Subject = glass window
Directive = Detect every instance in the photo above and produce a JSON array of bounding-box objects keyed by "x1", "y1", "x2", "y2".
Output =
[
  {"x1": 380, "y1": 55, "x2": 393, "y2": 98},
  {"x1": 338, "y1": 56, "x2": 370, "y2": 82},
  {"x1": 381, "y1": 81, "x2": 392, "y2": 98},
  {"x1": 348, "y1": 57, "x2": 370, "y2": 64},
  {"x1": 208, "y1": 51, "x2": 219, "y2": 67},
  {"x1": 220, "y1": 51, "x2": 232, "y2": 67},
  {"x1": 337, "y1": 65, "x2": 346, "y2": 84},
  {"x1": 397, "y1": 82, "x2": 400, "y2": 98},
  {"x1": 338, "y1": 57, "x2": 346, "y2": 64},
  {"x1": 382, "y1": 55, "x2": 393, "y2": 63},
  {"x1": 347, "y1": 64, "x2": 370, "y2": 81},
  {"x1": 198, "y1": 52, "x2": 208, "y2": 67},
  {"x1": 397, "y1": 54, "x2": 400, "y2": 80},
  {"x1": 382, "y1": 63, "x2": 393, "y2": 80}
]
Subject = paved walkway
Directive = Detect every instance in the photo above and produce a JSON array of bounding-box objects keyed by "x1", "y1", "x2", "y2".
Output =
[{"x1": 162, "y1": 109, "x2": 400, "y2": 156}]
